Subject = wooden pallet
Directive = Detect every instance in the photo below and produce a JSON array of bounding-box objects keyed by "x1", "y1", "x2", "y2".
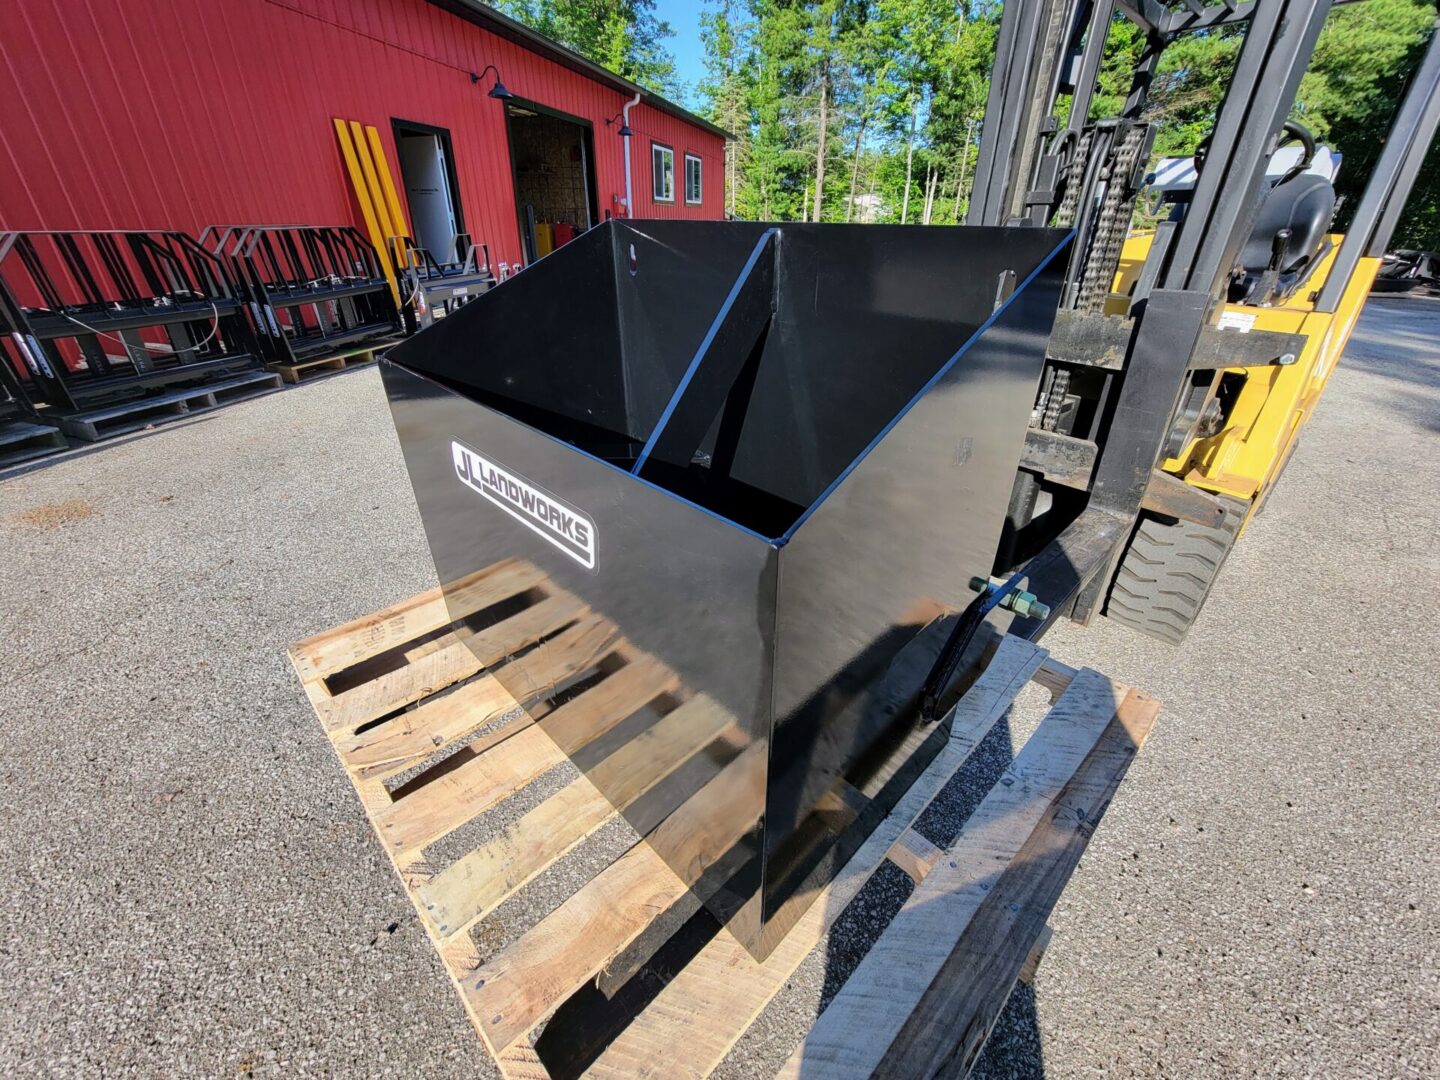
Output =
[
  {"x1": 54, "y1": 370, "x2": 283, "y2": 442},
  {"x1": 0, "y1": 418, "x2": 67, "y2": 467},
  {"x1": 270, "y1": 340, "x2": 397, "y2": 384},
  {"x1": 288, "y1": 561, "x2": 1158, "y2": 1079}
]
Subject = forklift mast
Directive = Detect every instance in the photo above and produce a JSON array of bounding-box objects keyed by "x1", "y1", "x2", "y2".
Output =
[{"x1": 967, "y1": 0, "x2": 1440, "y2": 640}]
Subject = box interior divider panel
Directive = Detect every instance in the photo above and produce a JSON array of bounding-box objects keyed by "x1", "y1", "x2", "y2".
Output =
[{"x1": 382, "y1": 219, "x2": 1071, "y2": 958}]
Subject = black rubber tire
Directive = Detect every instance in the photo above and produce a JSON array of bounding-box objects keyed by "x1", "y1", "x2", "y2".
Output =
[{"x1": 1103, "y1": 500, "x2": 1245, "y2": 645}]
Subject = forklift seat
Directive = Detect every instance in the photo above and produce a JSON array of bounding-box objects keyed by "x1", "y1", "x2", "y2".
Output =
[{"x1": 1233, "y1": 173, "x2": 1336, "y2": 302}]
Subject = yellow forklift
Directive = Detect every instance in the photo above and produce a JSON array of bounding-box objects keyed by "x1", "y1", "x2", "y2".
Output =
[{"x1": 969, "y1": 0, "x2": 1440, "y2": 643}]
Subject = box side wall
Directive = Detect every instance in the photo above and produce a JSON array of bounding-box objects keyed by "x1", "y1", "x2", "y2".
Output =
[{"x1": 383, "y1": 359, "x2": 777, "y2": 947}]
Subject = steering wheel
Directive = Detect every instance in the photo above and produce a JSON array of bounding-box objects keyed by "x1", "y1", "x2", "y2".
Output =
[{"x1": 1192, "y1": 119, "x2": 1317, "y2": 182}]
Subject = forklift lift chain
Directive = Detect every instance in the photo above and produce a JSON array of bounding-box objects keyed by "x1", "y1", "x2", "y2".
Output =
[
  {"x1": 1040, "y1": 366, "x2": 1069, "y2": 431},
  {"x1": 1076, "y1": 124, "x2": 1151, "y2": 313},
  {"x1": 1054, "y1": 129, "x2": 1094, "y2": 230}
]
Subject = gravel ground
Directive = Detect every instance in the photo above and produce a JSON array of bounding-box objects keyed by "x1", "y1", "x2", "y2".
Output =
[{"x1": 1, "y1": 295, "x2": 1436, "y2": 1078}]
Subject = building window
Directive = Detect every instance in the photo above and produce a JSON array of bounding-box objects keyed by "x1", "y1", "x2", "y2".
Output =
[
  {"x1": 684, "y1": 154, "x2": 703, "y2": 205},
  {"x1": 652, "y1": 143, "x2": 675, "y2": 203}
]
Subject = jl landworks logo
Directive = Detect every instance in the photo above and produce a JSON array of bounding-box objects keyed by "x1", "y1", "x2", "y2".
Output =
[{"x1": 452, "y1": 441, "x2": 597, "y2": 569}]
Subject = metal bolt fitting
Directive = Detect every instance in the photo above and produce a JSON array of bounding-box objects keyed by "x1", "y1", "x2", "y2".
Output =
[{"x1": 968, "y1": 577, "x2": 1052, "y2": 620}]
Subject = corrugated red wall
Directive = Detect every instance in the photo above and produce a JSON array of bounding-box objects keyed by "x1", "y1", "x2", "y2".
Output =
[{"x1": 0, "y1": 0, "x2": 725, "y2": 269}]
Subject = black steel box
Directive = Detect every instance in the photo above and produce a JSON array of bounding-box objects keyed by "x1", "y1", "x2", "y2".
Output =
[{"x1": 383, "y1": 219, "x2": 1068, "y2": 958}]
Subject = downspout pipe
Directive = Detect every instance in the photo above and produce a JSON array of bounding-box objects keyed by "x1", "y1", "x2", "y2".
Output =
[{"x1": 622, "y1": 92, "x2": 641, "y2": 217}]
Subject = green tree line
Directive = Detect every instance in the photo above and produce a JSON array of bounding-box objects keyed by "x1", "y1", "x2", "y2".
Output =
[
  {"x1": 486, "y1": 0, "x2": 684, "y2": 92},
  {"x1": 487, "y1": 0, "x2": 1440, "y2": 248}
]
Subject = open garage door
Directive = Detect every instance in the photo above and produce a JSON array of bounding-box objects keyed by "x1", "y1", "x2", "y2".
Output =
[{"x1": 505, "y1": 100, "x2": 598, "y2": 264}]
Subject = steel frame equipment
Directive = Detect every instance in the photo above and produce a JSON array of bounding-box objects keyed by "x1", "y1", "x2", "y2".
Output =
[
  {"x1": 956, "y1": 0, "x2": 1440, "y2": 651},
  {"x1": 0, "y1": 230, "x2": 264, "y2": 414},
  {"x1": 201, "y1": 225, "x2": 400, "y2": 366},
  {"x1": 388, "y1": 233, "x2": 496, "y2": 334},
  {"x1": 0, "y1": 359, "x2": 43, "y2": 426}
]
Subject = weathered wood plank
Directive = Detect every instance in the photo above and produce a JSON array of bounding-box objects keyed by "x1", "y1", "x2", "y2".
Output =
[
  {"x1": 886, "y1": 829, "x2": 943, "y2": 886},
  {"x1": 316, "y1": 636, "x2": 480, "y2": 735},
  {"x1": 289, "y1": 584, "x2": 434, "y2": 685},
  {"x1": 289, "y1": 560, "x2": 542, "y2": 684},
  {"x1": 373, "y1": 649, "x2": 682, "y2": 857},
  {"x1": 466, "y1": 838, "x2": 688, "y2": 1055},
  {"x1": 645, "y1": 738, "x2": 765, "y2": 890},
  {"x1": 411, "y1": 697, "x2": 733, "y2": 941},
  {"x1": 335, "y1": 674, "x2": 516, "y2": 779},
  {"x1": 1017, "y1": 924, "x2": 1054, "y2": 987},
  {"x1": 587, "y1": 695, "x2": 733, "y2": 809},
  {"x1": 537, "y1": 656, "x2": 680, "y2": 753},
  {"x1": 583, "y1": 636, "x2": 1048, "y2": 1080},
  {"x1": 775, "y1": 668, "x2": 1135, "y2": 1080},
  {"x1": 469, "y1": 735, "x2": 769, "y2": 1055},
  {"x1": 494, "y1": 1044, "x2": 551, "y2": 1080},
  {"x1": 877, "y1": 689, "x2": 1159, "y2": 1080},
  {"x1": 580, "y1": 701, "x2": 745, "y2": 999},
  {"x1": 418, "y1": 778, "x2": 614, "y2": 937},
  {"x1": 494, "y1": 613, "x2": 618, "y2": 704},
  {"x1": 1032, "y1": 657, "x2": 1079, "y2": 703},
  {"x1": 315, "y1": 593, "x2": 586, "y2": 735},
  {"x1": 374, "y1": 724, "x2": 568, "y2": 856}
]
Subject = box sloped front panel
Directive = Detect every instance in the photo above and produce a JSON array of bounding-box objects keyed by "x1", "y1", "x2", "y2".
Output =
[{"x1": 384, "y1": 220, "x2": 1069, "y2": 958}]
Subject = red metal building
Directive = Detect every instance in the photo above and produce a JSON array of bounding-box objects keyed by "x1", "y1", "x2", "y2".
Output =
[{"x1": 0, "y1": 0, "x2": 728, "y2": 269}]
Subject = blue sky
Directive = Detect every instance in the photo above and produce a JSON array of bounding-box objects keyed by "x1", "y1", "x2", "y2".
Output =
[{"x1": 656, "y1": 0, "x2": 709, "y2": 104}]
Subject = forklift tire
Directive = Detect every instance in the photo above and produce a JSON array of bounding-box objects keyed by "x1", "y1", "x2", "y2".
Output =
[{"x1": 1103, "y1": 498, "x2": 1246, "y2": 645}]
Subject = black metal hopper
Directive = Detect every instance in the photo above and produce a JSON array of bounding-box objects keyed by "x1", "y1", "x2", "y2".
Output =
[{"x1": 382, "y1": 219, "x2": 1069, "y2": 959}]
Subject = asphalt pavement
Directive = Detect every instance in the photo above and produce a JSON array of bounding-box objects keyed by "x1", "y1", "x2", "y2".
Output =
[{"x1": 1, "y1": 295, "x2": 1435, "y2": 1078}]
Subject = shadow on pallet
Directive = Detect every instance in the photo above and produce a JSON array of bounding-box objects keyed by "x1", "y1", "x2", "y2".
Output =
[
  {"x1": 287, "y1": 554, "x2": 1156, "y2": 1079},
  {"x1": 529, "y1": 704, "x2": 1052, "y2": 1080}
]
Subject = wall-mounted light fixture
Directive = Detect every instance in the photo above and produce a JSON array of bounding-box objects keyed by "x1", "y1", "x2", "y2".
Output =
[
  {"x1": 470, "y1": 64, "x2": 513, "y2": 100},
  {"x1": 604, "y1": 111, "x2": 634, "y2": 138}
]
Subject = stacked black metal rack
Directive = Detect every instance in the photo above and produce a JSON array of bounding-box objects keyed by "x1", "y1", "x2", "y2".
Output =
[
  {"x1": 0, "y1": 229, "x2": 273, "y2": 440},
  {"x1": 0, "y1": 359, "x2": 66, "y2": 464},
  {"x1": 389, "y1": 233, "x2": 495, "y2": 334},
  {"x1": 0, "y1": 358, "x2": 40, "y2": 423},
  {"x1": 202, "y1": 225, "x2": 400, "y2": 366}
]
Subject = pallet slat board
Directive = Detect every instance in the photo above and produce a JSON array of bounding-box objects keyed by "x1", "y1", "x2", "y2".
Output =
[
  {"x1": 289, "y1": 562, "x2": 1158, "y2": 1079},
  {"x1": 777, "y1": 679, "x2": 1160, "y2": 1079},
  {"x1": 0, "y1": 418, "x2": 67, "y2": 467},
  {"x1": 270, "y1": 340, "x2": 397, "y2": 384},
  {"x1": 54, "y1": 370, "x2": 283, "y2": 442}
]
